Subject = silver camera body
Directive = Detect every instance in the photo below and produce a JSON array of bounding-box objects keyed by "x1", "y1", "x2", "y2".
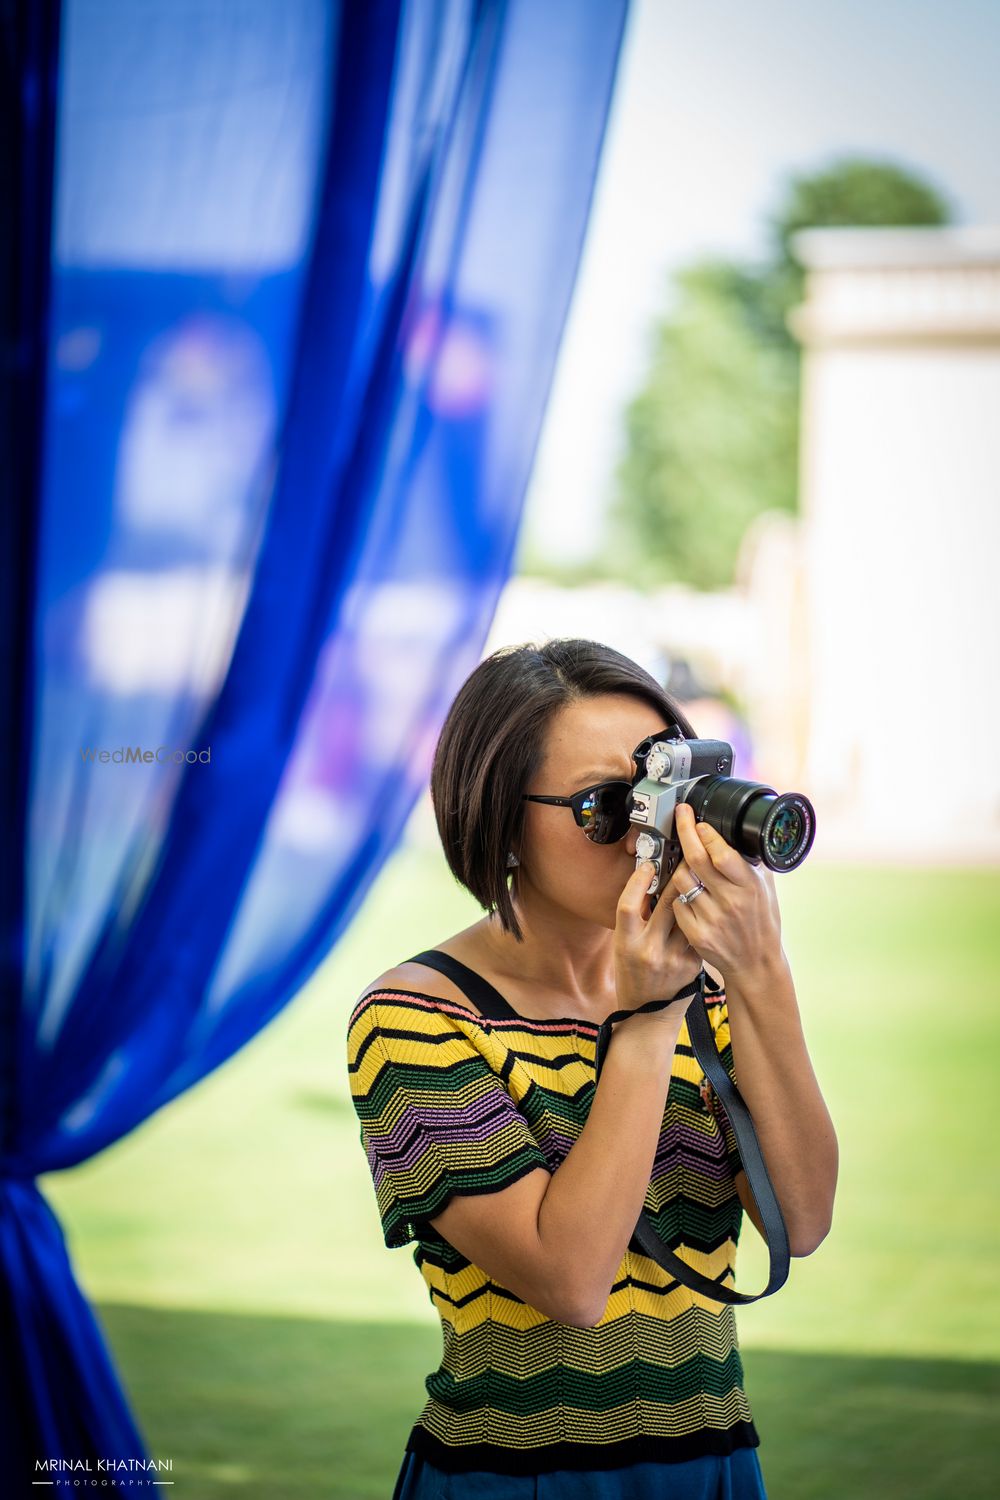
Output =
[
  {"x1": 629, "y1": 729, "x2": 815, "y2": 900},
  {"x1": 630, "y1": 735, "x2": 735, "y2": 900}
]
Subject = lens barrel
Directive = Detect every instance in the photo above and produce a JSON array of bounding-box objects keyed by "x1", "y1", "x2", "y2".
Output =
[{"x1": 684, "y1": 776, "x2": 816, "y2": 871}]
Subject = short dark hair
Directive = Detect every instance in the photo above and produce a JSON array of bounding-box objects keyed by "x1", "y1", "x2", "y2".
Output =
[{"x1": 429, "y1": 638, "x2": 697, "y2": 942}]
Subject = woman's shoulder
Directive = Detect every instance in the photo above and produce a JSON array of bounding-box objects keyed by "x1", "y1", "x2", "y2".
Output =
[
  {"x1": 346, "y1": 956, "x2": 494, "y2": 1073},
  {"x1": 353, "y1": 954, "x2": 486, "y2": 1021}
]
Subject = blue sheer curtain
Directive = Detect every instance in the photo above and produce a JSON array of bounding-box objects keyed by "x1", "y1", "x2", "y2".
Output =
[{"x1": 1, "y1": 0, "x2": 628, "y2": 1487}]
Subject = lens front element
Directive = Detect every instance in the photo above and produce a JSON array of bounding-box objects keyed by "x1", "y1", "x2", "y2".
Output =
[
  {"x1": 685, "y1": 776, "x2": 816, "y2": 871},
  {"x1": 757, "y1": 793, "x2": 815, "y2": 870}
]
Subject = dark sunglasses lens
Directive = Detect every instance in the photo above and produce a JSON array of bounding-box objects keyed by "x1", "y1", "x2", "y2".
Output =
[{"x1": 578, "y1": 784, "x2": 633, "y2": 843}]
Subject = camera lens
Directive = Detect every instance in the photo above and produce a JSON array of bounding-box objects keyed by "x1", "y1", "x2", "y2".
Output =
[
  {"x1": 768, "y1": 805, "x2": 801, "y2": 858},
  {"x1": 685, "y1": 777, "x2": 815, "y2": 871},
  {"x1": 742, "y1": 791, "x2": 815, "y2": 871}
]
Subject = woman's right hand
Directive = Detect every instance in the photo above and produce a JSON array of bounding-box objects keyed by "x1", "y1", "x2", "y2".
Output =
[{"x1": 613, "y1": 859, "x2": 704, "y2": 1019}]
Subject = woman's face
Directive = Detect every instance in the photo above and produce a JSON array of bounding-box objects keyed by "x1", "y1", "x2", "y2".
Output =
[{"x1": 515, "y1": 693, "x2": 675, "y2": 932}]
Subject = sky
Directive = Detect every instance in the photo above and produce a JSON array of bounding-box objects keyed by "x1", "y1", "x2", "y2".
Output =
[{"x1": 520, "y1": 0, "x2": 1000, "y2": 564}]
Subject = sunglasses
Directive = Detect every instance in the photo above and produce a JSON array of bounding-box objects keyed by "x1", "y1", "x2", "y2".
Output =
[
  {"x1": 521, "y1": 779, "x2": 635, "y2": 845},
  {"x1": 520, "y1": 728, "x2": 680, "y2": 846}
]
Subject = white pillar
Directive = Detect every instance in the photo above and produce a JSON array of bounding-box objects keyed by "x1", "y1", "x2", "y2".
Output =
[{"x1": 788, "y1": 227, "x2": 1000, "y2": 862}]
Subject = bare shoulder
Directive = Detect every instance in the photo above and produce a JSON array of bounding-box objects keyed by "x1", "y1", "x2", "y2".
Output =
[{"x1": 357, "y1": 958, "x2": 485, "y2": 1018}]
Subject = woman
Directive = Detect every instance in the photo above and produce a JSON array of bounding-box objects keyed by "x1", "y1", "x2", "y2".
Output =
[{"x1": 346, "y1": 639, "x2": 838, "y2": 1499}]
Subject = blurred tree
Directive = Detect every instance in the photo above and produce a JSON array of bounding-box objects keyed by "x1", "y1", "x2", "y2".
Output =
[
  {"x1": 588, "y1": 156, "x2": 954, "y2": 591},
  {"x1": 763, "y1": 155, "x2": 954, "y2": 331},
  {"x1": 605, "y1": 259, "x2": 799, "y2": 590}
]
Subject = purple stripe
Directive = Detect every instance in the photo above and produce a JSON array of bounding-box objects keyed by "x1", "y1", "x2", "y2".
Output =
[
  {"x1": 367, "y1": 1099, "x2": 526, "y2": 1173},
  {"x1": 650, "y1": 1150, "x2": 733, "y2": 1183},
  {"x1": 654, "y1": 1121, "x2": 729, "y2": 1157},
  {"x1": 535, "y1": 1129, "x2": 732, "y2": 1185},
  {"x1": 538, "y1": 1119, "x2": 728, "y2": 1160}
]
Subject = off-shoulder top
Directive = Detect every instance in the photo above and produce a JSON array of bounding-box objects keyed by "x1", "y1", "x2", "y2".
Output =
[{"x1": 345, "y1": 963, "x2": 757, "y2": 1477}]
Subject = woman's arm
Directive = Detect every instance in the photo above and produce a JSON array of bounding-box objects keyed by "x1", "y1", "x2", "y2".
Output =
[
  {"x1": 710, "y1": 953, "x2": 838, "y2": 1254},
  {"x1": 428, "y1": 1009, "x2": 686, "y2": 1329},
  {"x1": 671, "y1": 803, "x2": 839, "y2": 1257}
]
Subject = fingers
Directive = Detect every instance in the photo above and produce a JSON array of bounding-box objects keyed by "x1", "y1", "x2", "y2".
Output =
[
  {"x1": 663, "y1": 916, "x2": 695, "y2": 954},
  {"x1": 674, "y1": 802, "x2": 753, "y2": 887},
  {"x1": 620, "y1": 858, "x2": 683, "y2": 943},
  {"x1": 616, "y1": 859, "x2": 658, "y2": 933},
  {"x1": 673, "y1": 804, "x2": 716, "y2": 889},
  {"x1": 671, "y1": 896, "x2": 700, "y2": 948},
  {"x1": 650, "y1": 859, "x2": 701, "y2": 921},
  {"x1": 668, "y1": 850, "x2": 711, "y2": 947},
  {"x1": 671, "y1": 858, "x2": 705, "y2": 902},
  {"x1": 644, "y1": 868, "x2": 681, "y2": 936}
]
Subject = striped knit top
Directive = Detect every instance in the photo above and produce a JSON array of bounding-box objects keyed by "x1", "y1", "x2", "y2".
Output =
[{"x1": 345, "y1": 966, "x2": 758, "y2": 1476}]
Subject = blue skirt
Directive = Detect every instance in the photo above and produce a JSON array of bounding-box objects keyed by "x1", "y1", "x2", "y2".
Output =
[{"x1": 391, "y1": 1446, "x2": 768, "y2": 1499}]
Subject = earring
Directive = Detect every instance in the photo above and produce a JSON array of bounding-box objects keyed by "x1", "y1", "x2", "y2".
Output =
[{"x1": 506, "y1": 851, "x2": 520, "y2": 868}]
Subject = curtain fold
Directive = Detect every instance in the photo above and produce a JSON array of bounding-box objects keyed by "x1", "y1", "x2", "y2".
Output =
[{"x1": 1, "y1": 0, "x2": 629, "y2": 1489}]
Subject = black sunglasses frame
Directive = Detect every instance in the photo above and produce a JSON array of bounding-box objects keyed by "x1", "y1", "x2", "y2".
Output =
[
  {"x1": 518, "y1": 727, "x2": 682, "y2": 846},
  {"x1": 520, "y1": 779, "x2": 635, "y2": 844}
]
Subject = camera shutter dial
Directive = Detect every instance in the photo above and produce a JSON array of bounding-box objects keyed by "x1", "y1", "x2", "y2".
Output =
[{"x1": 635, "y1": 832, "x2": 659, "y2": 861}]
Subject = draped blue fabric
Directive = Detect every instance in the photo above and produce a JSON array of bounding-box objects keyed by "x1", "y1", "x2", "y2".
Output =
[{"x1": 1, "y1": 0, "x2": 628, "y2": 1488}]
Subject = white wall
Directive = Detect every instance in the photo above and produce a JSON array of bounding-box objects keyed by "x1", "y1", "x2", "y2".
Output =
[{"x1": 791, "y1": 227, "x2": 1000, "y2": 861}]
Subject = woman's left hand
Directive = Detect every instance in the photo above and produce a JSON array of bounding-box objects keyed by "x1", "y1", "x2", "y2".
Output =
[{"x1": 668, "y1": 801, "x2": 783, "y2": 980}]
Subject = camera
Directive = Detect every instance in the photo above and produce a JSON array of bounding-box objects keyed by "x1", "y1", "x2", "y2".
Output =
[{"x1": 629, "y1": 729, "x2": 816, "y2": 898}]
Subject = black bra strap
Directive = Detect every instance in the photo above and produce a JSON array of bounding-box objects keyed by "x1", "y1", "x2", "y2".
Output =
[{"x1": 405, "y1": 949, "x2": 521, "y2": 1021}]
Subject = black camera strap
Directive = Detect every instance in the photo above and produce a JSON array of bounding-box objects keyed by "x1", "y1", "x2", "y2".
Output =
[
  {"x1": 407, "y1": 950, "x2": 789, "y2": 1306},
  {"x1": 593, "y1": 970, "x2": 789, "y2": 1305}
]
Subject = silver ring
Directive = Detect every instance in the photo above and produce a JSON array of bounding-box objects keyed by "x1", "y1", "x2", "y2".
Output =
[{"x1": 678, "y1": 879, "x2": 706, "y2": 904}]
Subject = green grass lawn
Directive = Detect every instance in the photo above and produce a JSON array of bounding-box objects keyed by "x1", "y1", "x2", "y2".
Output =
[{"x1": 42, "y1": 847, "x2": 1000, "y2": 1499}]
